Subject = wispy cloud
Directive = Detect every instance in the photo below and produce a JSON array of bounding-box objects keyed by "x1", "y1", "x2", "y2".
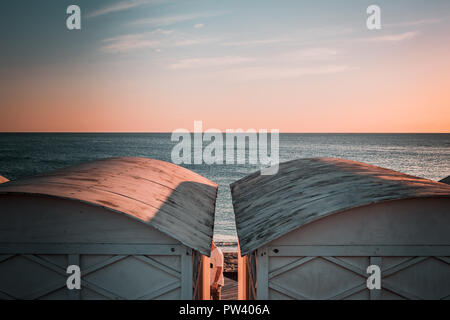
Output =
[
  {"x1": 168, "y1": 56, "x2": 254, "y2": 70},
  {"x1": 386, "y1": 18, "x2": 443, "y2": 28},
  {"x1": 281, "y1": 48, "x2": 339, "y2": 61},
  {"x1": 130, "y1": 11, "x2": 228, "y2": 27},
  {"x1": 363, "y1": 31, "x2": 420, "y2": 43},
  {"x1": 101, "y1": 29, "x2": 217, "y2": 53},
  {"x1": 222, "y1": 27, "x2": 354, "y2": 48},
  {"x1": 222, "y1": 38, "x2": 288, "y2": 47},
  {"x1": 224, "y1": 65, "x2": 351, "y2": 80},
  {"x1": 88, "y1": 0, "x2": 164, "y2": 18}
]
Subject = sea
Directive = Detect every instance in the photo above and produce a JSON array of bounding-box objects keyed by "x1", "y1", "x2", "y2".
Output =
[{"x1": 0, "y1": 133, "x2": 449, "y2": 243}]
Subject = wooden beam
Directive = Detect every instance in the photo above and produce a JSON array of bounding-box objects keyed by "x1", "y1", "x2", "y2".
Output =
[
  {"x1": 237, "y1": 244, "x2": 246, "y2": 300},
  {"x1": 181, "y1": 246, "x2": 193, "y2": 299},
  {"x1": 201, "y1": 255, "x2": 210, "y2": 300},
  {"x1": 67, "y1": 254, "x2": 81, "y2": 300},
  {"x1": 269, "y1": 282, "x2": 308, "y2": 300},
  {"x1": 369, "y1": 257, "x2": 382, "y2": 300},
  {"x1": 0, "y1": 243, "x2": 182, "y2": 255},
  {"x1": 134, "y1": 255, "x2": 181, "y2": 278},
  {"x1": 268, "y1": 245, "x2": 450, "y2": 257},
  {"x1": 269, "y1": 256, "x2": 316, "y2": 279},
  {"x1": 256, "y1": 247, "x2": 268, "y2": 300},
  {"x1": 134, "y1": 281, "x2": 180, "y2": 300}
]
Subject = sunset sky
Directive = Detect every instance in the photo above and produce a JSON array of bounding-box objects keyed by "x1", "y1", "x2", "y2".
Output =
[{"x1": 1, "y1": 0, "x2": 449, "y2": 132}]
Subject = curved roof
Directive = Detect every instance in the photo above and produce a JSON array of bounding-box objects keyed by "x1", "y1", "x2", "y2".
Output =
[
  {"x1": 0, "y1": 176, "x2": 8, "y2": 184},
  {"x1": 231, "y1": 158, "x2": 450, "y2": 255},
  {"x1": 0, "y1": 157, "x2": 218, "y2": 256},
  {"x1": 440, "y1": 176, "x2": 450, "y2": 185}
]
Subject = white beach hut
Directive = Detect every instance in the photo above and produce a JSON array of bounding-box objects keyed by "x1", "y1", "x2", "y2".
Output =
[
  {"x1": 231, "y1": 158, "x2": 450, "y2": 300},
  {"x1": 0, "y1": 157, "x2": 217, "y2": 300}
]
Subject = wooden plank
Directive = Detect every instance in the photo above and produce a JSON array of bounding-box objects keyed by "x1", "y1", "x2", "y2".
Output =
[
  {"x1": 81, "y1": 279, "x2": 126, "y2": 300},
  {"x1": 256, "y1": 247, "x2": 268, "y2": 300},
  {"x1": 202, "y1": 255, "x2": 210, "y2": 300},
  {"x1": 369, "y1": 257, "x2": 382, "y2": 300},
  {"x1": 0, "y1": 157, "x2": 218, "y2": 256},
  {"x1": 382, "y1": 257, "x2": 428, "y2": 277},
  {"x1": 67, "y1": 254, "x2": 81, "y2": 300},
  {"x1": 327, "y1": 283, "x2": 367, "y2": 300},
  {"x1": 246, "y1": 256, "x2": 257, "y2": 299},
  {"x1": 0, "y1": 255, "x2": 14, "y2": 263},
  {"x1": 222, "y1": 276, "x2": 238, "y2": 300},
  {"x1": 382, "y1": 282, "x2": 423, "y2": 300},
  {"x1": 269, "y1": 256, "x2": 316, "y2": 279},
  {"x1": 23, "y1": 280, "x2": 66, "y2": 300},
  {"x1": 237, "y1": 245, "x2": 246, "y2": 300},
  {"x1": 435, "y1": 256, "x2": 450, "y2": 265},
  {"x1": 135, "y1": 280, "x2": 180, "y2": 300},
  {"x1": 322, "y1": 257, "x2": 366, "y2": 277},
  {"x1": 230, "y1": 158, "x2": 450, "y2": 255},
  {"x1": 0, "y1": 290, "x2": 16, "y2": 300},
  {"x1": 269, "y1": 282, "x2": 308, "y2": 300},
  {"x1": 268, "y1": 245, "x2": 450, "y2": 257},
  {"x1": 0, "y1": 243, "x2": 182, "y2": 255},
  {"x1": 82, "y1": 255, "x2": 129, "y2": 275},
  {"x1": 134, "y1": 255, "x2": 181, "y2": 278},
  {"x1": 181, "y1": 247, "x2": 193, "y2": 299}
]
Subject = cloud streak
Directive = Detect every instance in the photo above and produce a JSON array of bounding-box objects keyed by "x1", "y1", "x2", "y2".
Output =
[
  {"x1": 225, "y1": 65, "x2": 351, "y2": 80},
  {"x1": 363, "y1": 31, "x2": 420, "y2": 43},
  {"x1": 386, "y1": 18, "x2": 443, "y2": 28},
  {"x1": 101, "y1": 29, "x2": 218, "y2": 53},
  {"x1": 88, "y1": 0, "x2": 164, "y2": 18},
  {"x1": 168, "y1": 56, "x2": 254, "y2": 70},
  {"x1": 130, "y1": 11, "x2": 228, "y2": 26}
]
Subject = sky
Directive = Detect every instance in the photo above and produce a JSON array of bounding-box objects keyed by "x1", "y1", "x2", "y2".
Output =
[{"x1": 0, "y1": 0, "x2": 449, "y2": 132}]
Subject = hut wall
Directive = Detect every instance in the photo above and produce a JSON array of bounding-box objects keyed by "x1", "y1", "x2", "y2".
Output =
[
  {"x1": 0, "y1": 195, "x2": 196, "y2": 300},
  {"x1": 254, "y1": 198, "x2": 450, "y2": 300}
]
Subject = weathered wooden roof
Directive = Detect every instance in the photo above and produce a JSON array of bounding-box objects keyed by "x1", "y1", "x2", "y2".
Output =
[
  {"x1": 0, "y1": 176, "x2": 8, "y2": 184},
  {"x1": 0, "y1": 157, "x2": 218, "y2": 256},
  {"x1": 440, "y1": 176, "x2": 450, "y2": 185},
  {"x1": 231, "y1": 158, "x2": 450, "y2": 255}
]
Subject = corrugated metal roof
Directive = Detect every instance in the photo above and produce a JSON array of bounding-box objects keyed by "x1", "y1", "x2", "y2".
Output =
[
  {"x1": 231, "y1": 158, "x2": 450, "y2": 255},
  {"x1": 0, "y1": 157, "x2": 217, "y2": 256},
  {"x1": 0, "y1": 176, "x2": 8, "y2": 184}
]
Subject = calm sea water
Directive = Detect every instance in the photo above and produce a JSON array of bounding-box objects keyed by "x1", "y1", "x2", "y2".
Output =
[{"x1": 0, "y1": 133, "x2": 449, "y2": 242}]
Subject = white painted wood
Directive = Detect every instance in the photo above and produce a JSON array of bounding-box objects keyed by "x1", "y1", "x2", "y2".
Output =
[
  {"x1": 0, "y1": 157, "x2": 217, "y2": 255},
  {"x1": 68, "y1": 254, "x2": 80, "y2": 300},
  {"x1": 268, "y1": 245, "x2": 450, "y2": 257},
  {"x1": 231, "y1": 158, "x2": 450, "y2": 255},
  {"x1": 237, "y1": 245, "x2": 246, "y2": 300},
  {"x1": 256, "y1": 247, "x2": 268, "y2": 300},
  {"x1": 181, "y1": 247, "x2": 193, "y2": 299},
  {"x1": 0, "y1": 243, "x2": 183, "y2": 255},
  {"x1": 271, "y1": 198, "x2": 450, "y2": 246},
  {"x1": 201, "y1": 255, "x2": 210, "y2": 300},
  {"x1": 0, "y1": 195, "x2": 181, "y2": 244},
  {"x1": 369, "y1": 257, "x2": 382, "y2": 300}
]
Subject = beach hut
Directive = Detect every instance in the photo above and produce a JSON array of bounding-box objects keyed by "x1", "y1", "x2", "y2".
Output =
[
  {"x1": 231, "y1": 158, "x2": 450, "y2": 300},
  {"x1": 0, "y1": 157, "x2": 217, "y2": 300}
]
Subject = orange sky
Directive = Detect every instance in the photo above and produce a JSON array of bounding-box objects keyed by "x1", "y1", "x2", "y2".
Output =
[{"x1": 1, "y1": 1, "x2": 449, "y2": 132}]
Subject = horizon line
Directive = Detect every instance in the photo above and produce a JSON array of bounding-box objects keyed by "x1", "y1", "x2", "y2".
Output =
[{"x1": 0, "y1": 131, "x2": 449, "y2": 134}]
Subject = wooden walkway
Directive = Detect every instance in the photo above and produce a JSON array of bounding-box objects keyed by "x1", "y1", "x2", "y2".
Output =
[{"x1": 221, "y1": 276, "x2": 238, "y2": 300}]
